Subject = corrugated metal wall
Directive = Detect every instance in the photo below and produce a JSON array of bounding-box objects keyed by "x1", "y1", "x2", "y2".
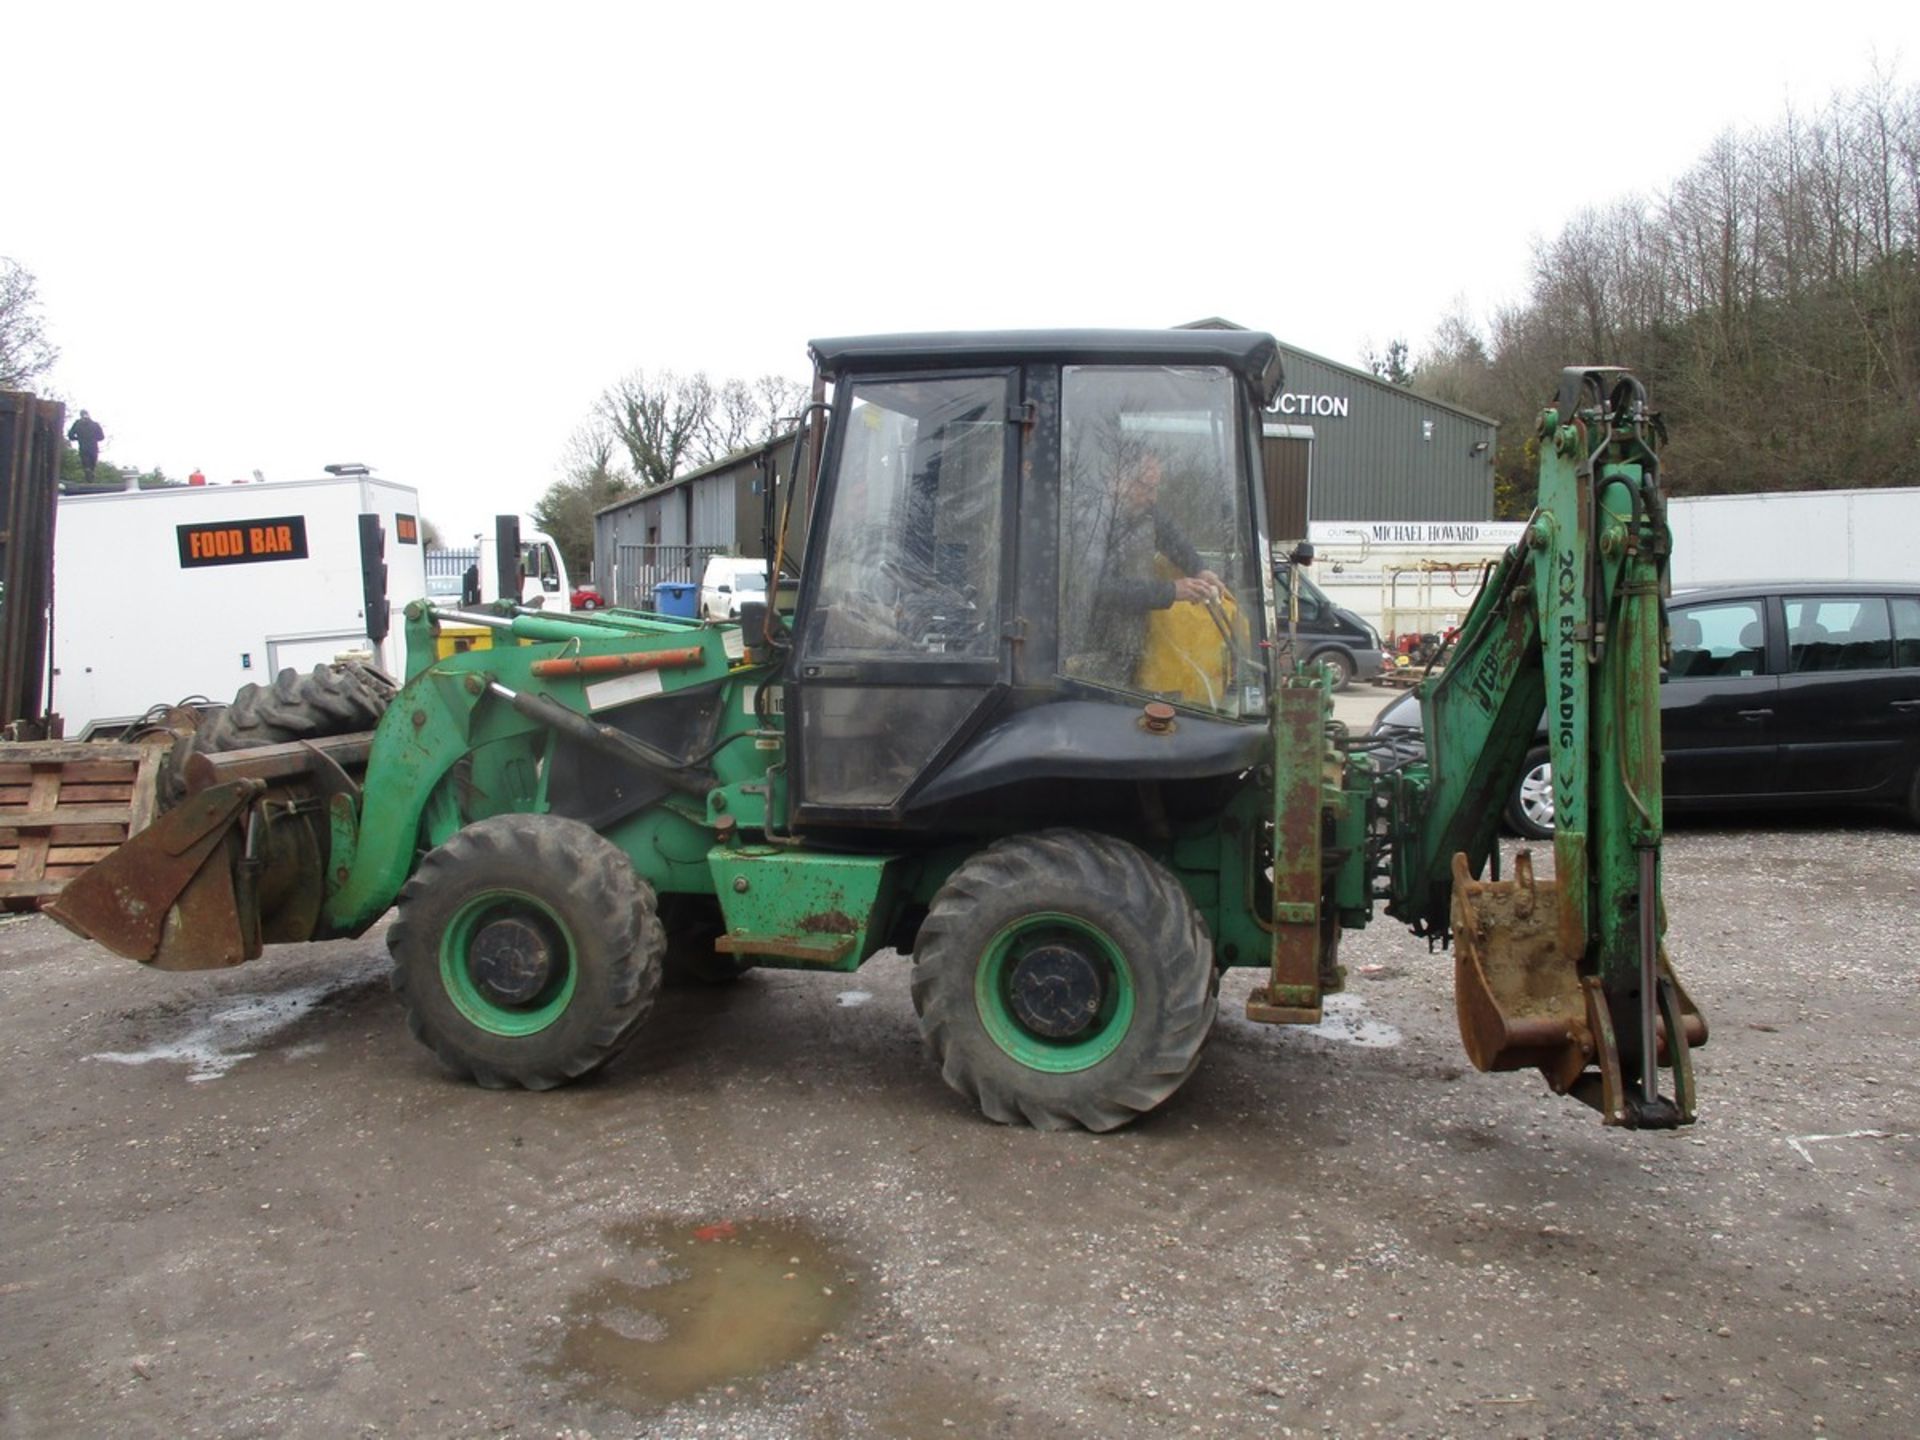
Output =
[
  {"x1": 1268, "y1": 345, "x2": 1496, "y2": 529},
  {"x1": 592, "y1": 434, "x2": 807, "y2": 595}
]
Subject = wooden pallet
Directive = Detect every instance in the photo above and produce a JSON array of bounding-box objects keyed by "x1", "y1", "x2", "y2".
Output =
[{"x1": 0, "y1": 741, "x2": 168, "y2": 910}]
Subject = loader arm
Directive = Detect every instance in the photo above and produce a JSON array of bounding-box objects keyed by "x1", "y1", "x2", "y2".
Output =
[{"x1": 1384, "y1": 369, "x2": 1704, "y2": 1126}]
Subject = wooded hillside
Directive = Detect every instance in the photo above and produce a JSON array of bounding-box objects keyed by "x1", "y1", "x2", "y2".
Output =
[{"x1": 1411, "y1": 77, "x2": 1919, "y2": 516}]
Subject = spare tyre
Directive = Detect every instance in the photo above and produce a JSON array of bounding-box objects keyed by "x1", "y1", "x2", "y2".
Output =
[
  {"x1": 193, "y1": 662, "x2": 396, "y2": 754},
  {"x1": 161, "y1": 662, "x2": 397, "y2": 807}
]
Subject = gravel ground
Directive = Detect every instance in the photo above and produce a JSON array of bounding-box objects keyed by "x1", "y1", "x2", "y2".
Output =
[{"x1": 2, "y1": 795, "x2": 1916, "y2": 1438}]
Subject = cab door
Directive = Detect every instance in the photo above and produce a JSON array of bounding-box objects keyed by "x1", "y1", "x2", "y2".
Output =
[{"x1": 787, "y1": 371, "x2": 1018, "y2": 824}]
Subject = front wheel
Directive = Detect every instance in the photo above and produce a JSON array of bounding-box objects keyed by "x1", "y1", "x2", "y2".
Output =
[
  {"x1": 910, "y1": 829, "x2": 1217, "y2": 1132},
  {"x1": 1505, "y1": 747, "x2": 1556, "y2": 839},
  {"x1": 389, "y1": 814, "x2": 664, "y2": 1089}
]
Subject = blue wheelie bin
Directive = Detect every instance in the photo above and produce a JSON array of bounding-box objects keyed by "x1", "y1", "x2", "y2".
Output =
[{"x1": 652, "y1": 581, "x2": 699, "y2": 618}]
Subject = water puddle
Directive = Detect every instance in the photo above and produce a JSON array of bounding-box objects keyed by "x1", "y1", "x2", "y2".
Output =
[
  {"x1": 88, "y1": 959, "x2": 379, "y2": 1081},
  {"x1": 836, "y1": 989, "x2": 872, "y2": 1007},
  {"x1": 542, "y1": 1217, "x2": 859, "y2": 1410},
  {"x1": 1307, "y1": 992, "x2": 1402, "y2": 1048}
]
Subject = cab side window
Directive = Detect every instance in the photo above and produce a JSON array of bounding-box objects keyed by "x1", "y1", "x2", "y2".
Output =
[
  {"x1": 1668, "y1": 600, "x2": 1765, "y2": 679},
  {"x1": 1786, "y1": 597, "x2": 1890, "y2": 673}
]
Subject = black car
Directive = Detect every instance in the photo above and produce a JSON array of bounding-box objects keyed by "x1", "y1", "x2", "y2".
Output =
[
  {"x1": 1371, "y1": 581, "x2": 1920, "y2": 836},
  {"x1": 1274, "y1": 561, "x2": 1386, "y2": 691}
]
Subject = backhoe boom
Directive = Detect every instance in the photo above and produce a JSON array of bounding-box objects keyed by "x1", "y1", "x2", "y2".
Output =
[{"x1": 1383, "y1": 369, "x2": 1705, "y2": 1126}]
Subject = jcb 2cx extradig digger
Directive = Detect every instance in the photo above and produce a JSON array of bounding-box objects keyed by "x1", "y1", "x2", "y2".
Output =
[{"x1": 50, "y1": 331, "x2": 1705, "y2": 1131}]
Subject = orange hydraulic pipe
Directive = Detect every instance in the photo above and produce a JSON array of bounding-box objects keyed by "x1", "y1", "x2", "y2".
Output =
[{"x1": 529, "y1": 647, "x2": 705, "y2": 679}]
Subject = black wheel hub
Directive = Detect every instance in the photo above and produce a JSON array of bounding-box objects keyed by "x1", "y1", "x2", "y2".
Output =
[
  {"x1": 1007, "y1": 943, "x2": 1104, "y2": 1039},
  {"x1": 469, "y1": 915, "x2": 558, "y2": 1006}
]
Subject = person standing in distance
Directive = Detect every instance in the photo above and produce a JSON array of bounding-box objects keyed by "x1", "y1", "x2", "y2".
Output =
[{"x1": 67, "y1": 410, "x2": 105, "y2": 482}]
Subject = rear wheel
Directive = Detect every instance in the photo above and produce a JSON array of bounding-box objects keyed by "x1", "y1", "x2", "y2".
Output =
[
  {"x1": 1313, "y1": 649, "x2": 1355, "y2": 692},
  {"x1": 658, "y1": 895, "x2": 752, "y2": 986},
  {"x1": 911, "y1": 829, "x2": 1217, "y2": 1132},
  {"x1": 388, "y1": 814, "x2": 664, "y2": 1089},
  {"x1": 1505, "y1": 747, "x2": 1556, "y2": 839}
]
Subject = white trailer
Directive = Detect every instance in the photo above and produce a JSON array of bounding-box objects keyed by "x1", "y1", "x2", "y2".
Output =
[
  {"x1": 1300, "y1": 520, "x2": 1528, "y2": 643},
  {"x1": 1667, "y1": 487, "x2": 1920, "y2": 586},
  {"x1": 51, "y1": 476, "x2": 429, "y2": 738}
]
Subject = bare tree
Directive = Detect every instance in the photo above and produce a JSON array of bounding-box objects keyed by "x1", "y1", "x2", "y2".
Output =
[
  {"x1": 0, "y1": 257, "x2": 58, "y2": 390},
  {"x1": 1415, "y1": 73, "x2": 1920, "y2": 502},
  {"x1": 752, "y1": 373, "x2": 809, "y2": 432},
  {"x1": 598, "y1": 369, "x2": 714, "y2": 488},
  {"x1": 702, "y1": 377, "x2": 763, "y2": 461},
  {"x1": 534, "y1": 419, "x2": 641, "y2": 577}
]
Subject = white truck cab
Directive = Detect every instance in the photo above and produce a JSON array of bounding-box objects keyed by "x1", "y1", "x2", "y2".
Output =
[{"x1": 468, "y1": 523, "x2": 573, "y2": 612}]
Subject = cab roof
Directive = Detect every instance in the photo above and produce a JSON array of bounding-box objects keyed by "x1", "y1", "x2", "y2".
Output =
[{"x1": 807, "y1": 329, "x2": 1285, "y2": 408}]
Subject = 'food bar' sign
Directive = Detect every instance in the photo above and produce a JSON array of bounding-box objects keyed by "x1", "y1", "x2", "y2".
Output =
[{"x1": 177, "y1": 516, "x2": 311, "y2": 568}]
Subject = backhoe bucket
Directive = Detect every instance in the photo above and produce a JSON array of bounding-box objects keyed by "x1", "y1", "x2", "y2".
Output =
[{"x1": 1450, "y1": 851, "x2": 1706, "y2": 1121}]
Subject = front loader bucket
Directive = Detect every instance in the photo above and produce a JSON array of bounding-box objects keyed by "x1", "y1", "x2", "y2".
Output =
[
  {"x1": 46, "y1": 772, "x2": 333, "y2": 970},
  {"x1": 46, "y1": 781, "x2": 262, "y2": 968},
  {"x1": 1450, "y1": 851, "x2": 1707, "y2": 1122}
]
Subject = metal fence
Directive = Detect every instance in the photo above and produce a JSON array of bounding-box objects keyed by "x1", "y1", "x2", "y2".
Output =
[
  {"x1": 614, "y1": 544, "x2": 725, "y2": 610},
  {"x1": 426, "y1": 547, "x2": 478, "y2": 579}
]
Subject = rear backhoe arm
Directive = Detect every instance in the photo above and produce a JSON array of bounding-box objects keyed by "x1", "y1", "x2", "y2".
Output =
[{"x1": 1384, "y1": 369, "x2": 1706, "y2": 1126}]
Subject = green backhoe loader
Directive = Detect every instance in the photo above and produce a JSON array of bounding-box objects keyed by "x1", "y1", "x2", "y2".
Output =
[{"x1": 49, "y1": 331, "x2": 1705, "y2": 1131}]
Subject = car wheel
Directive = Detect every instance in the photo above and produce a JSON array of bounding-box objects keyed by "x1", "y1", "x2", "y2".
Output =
[
  {"x1": 1313, "y1": 649, "x2": 1355, "y2": 692},
  {"x1": 579, "y1": 597, "x2": 598, "y2": 611},
  {"x1": 1505, "y1": 747, "x2": 1555, "y2": 839}
]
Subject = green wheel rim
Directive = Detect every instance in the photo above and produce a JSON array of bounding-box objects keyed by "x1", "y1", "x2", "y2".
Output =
[
  {"x1": 439, "y1": 891, "x2": 577, "y2": 1037},
  {"x1": 974, "y1": 911, "x2": 1135, "y2": 1073}
]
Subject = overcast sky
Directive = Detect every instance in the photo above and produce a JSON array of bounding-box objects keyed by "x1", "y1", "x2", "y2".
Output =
[{"x1": 13, "y1": 2, "x2": 1908, "y2": 541}]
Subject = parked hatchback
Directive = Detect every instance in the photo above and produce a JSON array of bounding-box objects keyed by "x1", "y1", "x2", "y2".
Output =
[{"x1": 1371, "y1": 581, "x2": 1920, "y2": 835}]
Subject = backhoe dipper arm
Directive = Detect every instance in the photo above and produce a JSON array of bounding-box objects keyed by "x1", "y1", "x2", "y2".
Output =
[{"x1": 1384, "y1": 369, "x2": 1705, "y2": 1127}]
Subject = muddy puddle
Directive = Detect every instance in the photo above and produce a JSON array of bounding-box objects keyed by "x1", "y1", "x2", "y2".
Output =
[{"x1": 541, "y1": 1216, "x2": 860, "y2": 1410}]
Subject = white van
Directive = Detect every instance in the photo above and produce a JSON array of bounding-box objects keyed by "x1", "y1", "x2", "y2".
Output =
[{"x1": 699, "y1": 556, "x2": 768, "y2": 621}]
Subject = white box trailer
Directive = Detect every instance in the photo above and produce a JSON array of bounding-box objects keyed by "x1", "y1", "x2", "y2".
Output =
[
  {"x1": 51, "y1": 476, "x2": 429, "y2": 738},
  {"x1": 1299, "y1": 520, "x2": 1528, "y2": 643},
  {"x1": 1667, "y1": 487, "x2": 1920, "y2": 586}
]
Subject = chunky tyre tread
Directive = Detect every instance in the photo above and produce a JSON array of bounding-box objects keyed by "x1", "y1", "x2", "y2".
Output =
[
  {"x1": 911, "y1": 828, "x2": 1217, "y2": 1133},
  {"x1": 388, "y1": 814, "x2": 664, "y2": 1090},
  {"x1": 195, "y1": 662, "x2": 395, "y2": 754}
]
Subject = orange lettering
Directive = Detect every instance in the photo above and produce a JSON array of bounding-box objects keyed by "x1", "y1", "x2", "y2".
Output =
[
  {"x1": 249, "y1": 527, "x2": 266, "y2": 552},
  {"x1": 275, "y1": 525, "x2": 293, "y2": 551}
]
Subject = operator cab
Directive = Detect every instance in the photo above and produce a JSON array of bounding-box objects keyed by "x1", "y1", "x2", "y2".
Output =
[{"x1": 787, "y1": 330, "x2": 1285, "y2": 831}]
